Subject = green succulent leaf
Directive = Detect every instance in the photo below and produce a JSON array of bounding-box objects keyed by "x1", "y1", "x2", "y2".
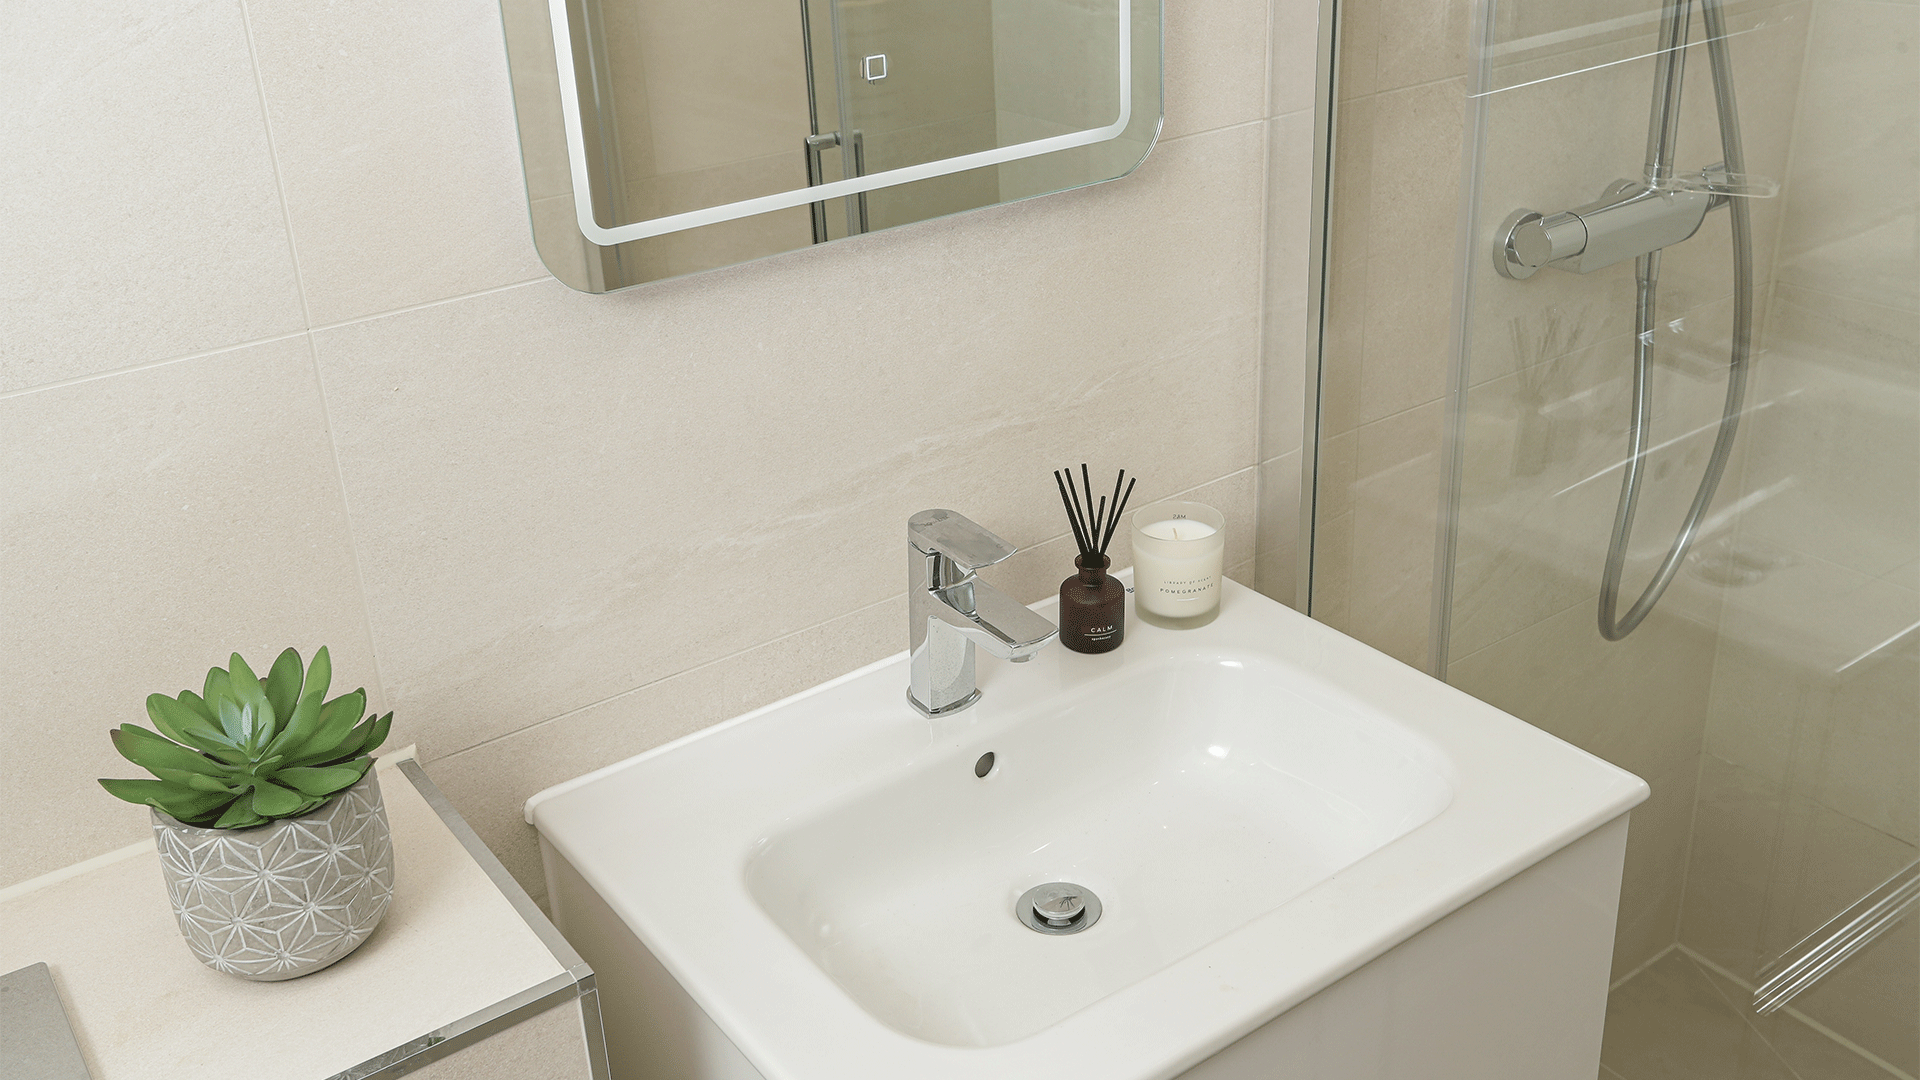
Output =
[
  {"x1": 216, "y1": 697, "x2": 251, "y2": 747},
  {"x1": 212, "y1": 798, "x2": 267, "y2": 829},
  {"x1": 264, "y1": 648, "x2": 304, "y2": 727},
  {"x1": 144, "y1": 694, "x2": 246, "y2": 763},
  {"x1": 203, "y1": 666, "x2": 233, "y2": 713},
  {"x1": 305, "y1": 647, "x2": 332, "y2": 704},
  {"x1": 167, "y1": 770, "x2": 244, "y2": 794},
  {"x1": 277, "y1": 758, "x2": 372, "y2": 797},
  {"x1": 97, "y1": 778, "x2": 232, "y2": 823},
  {"x1": 265, "y1": 689, "x2": 326, "y2": 759},
  {"x1": 110, "y1": 725, "x2": 235, "y2": 779},
  {"x1": 225, "y1": 653, "x2": 277, "y2": 749},
  {"x1": 294, "y1": 711, "x2": 392, "y2": 768},
  {"x1": 298, "y1": 690, "x2": 366, "y2": 757},
  {"x1": 249, "y1": 779, "x2": 305, "y2": 818},
  {"x1": 175, "y1": 690, "x2": 217, "y2": 723},
  {"x1": 142, "y1": 765, "x2": 243, "y2": 795}
]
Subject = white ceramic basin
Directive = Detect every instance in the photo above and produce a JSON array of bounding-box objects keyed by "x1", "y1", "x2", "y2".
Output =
[{"x1": 528, "y1": 576, "x2": 1646, "y2": 1080}]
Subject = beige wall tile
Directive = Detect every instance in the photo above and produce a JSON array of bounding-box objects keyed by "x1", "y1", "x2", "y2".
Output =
[
  {"x1": 1162, "y1": 0, "x2": 1274, "y2": 139},
  {"x1": 424, "y1": 664, "x2": 728, "y2": 907},
  {"x1": 1372, "y1": 0, "x2": 1470, "y2": 91},
  {"x1": 1688, "y1": 959, "x2": 1907, "y2": 1080},
  {"x1": 0, "y1": 0, "x2": 304, "y2": 392},
  {"x1": 1359, "y1": 79, "x2": 1464, "y2": 425},
  {"x1": 1337, "y1": 0, "x2": 1382, "y2": 101},
  {"x1": 1767, "y1": 284, "x2": 1920, "y2": 378},
  {"x1": 1447, "y1": 596, "x2": 1714, "y2": 785},
  {"x1": 1792, "y1": 906, "x2": 1919, "y2": 1076},
  {"x1": 0, "y1": 339, "x2": 379, "y2": 888},
  {"x1": 244, "y1": 0, "x2": 549, "y2": 325},
  {"x1": 1678, "y1": 755, "x2": 1918, "y2": 1072},
  {"x1": 308, "y1": 125, "x2": 1266, "y2": 762},
  {"x1": 1254, "y1": 450, "x2": 1304, "y2": 606},
  {"x1": 1772, "y1": 0, "x2": 1918, "y2": 314},
  {"x1": 1609, "y1": 755, "x2": 1699, "y2": 978},
  {"x1": 1600, "y1": 950, "x2": 1802, "y2": 1080},
  {"x1": 1262, "y1": 110, "x2": 1317, "y2": 459},
  {"x1": 716, "y1": 595, "x2": 906, "y2": 720},
  {"x1": 1318, "y1": 255, "x2": 1370, "y2": 437},
  {"x1": 1334, "y1": 400, "x2": 1445, "y2": 668},
  {"x1": 1268, "y1": 0, "x2": 1323, "y2": 118}
]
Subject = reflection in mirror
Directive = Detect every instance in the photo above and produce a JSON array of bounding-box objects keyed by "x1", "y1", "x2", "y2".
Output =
[{"x1": 498, "y1": 0, "x2": 1162, "y2": 291}]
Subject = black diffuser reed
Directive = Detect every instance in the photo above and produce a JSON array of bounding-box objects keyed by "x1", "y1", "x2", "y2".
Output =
[{"x1": 1053, "y1": 466, "x2": 1136, "y2": 654}]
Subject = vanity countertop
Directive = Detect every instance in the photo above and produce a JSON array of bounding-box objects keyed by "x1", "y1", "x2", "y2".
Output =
[{"x1": 0, "y1": 754, "x2": 602, "y2": 1079}]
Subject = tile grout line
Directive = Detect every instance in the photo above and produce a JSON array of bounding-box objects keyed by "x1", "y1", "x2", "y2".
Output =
[
  {"x1": 1756, "y1": 0, "x2": 1818, "y2": 321},
  {"x1": 0, "y1": 331, "x2": 310, "y2": 400},
  {"x1": 1610, "y1": 939, "x2": 1681, "y2": 991},
  {"x1": 1247, "y1": 0, "x2": 1279, "y2": 558},
  {"x1": 299, "y1": 333, "x2": 391, "y2": 719},
  {"x1": 235, "y1": 0, "x2": 391, "y2": 714},
  {"x1": 1680, "y1": 950, "x2": 1812, "y2": 1080},
  {"x1": 1678, "y1": 945, "x2": 1918, "y2": 1080},
  {"x1": 0, "y1": 277, "x2": 555, "y2": 401},
  {"x1": 427, "y1": 589, "x2": 912, "y2": 764},
  {"x1": 305, "y1": 275, "x2": 555, "y2": 336},
  {"x1": 234, "y1": 0, "x2": 311, "y2": 329}
]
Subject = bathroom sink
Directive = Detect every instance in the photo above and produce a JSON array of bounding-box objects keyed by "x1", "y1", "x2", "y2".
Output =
[{"x1": 528, "y1": 576, "x2": 1646, "y2": 1079}]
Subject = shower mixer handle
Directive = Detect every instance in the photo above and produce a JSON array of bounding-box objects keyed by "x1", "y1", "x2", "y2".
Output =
[{"x1": 1496, "y1": 176, "x2": 1720, "y2": 280}]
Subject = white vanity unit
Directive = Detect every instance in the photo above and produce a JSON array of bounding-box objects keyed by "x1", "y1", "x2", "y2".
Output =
[
  {"x1": 528, "y1": 577, "x2": 1647, "y2": 1080},
  {"x1": 0, "y1": 756, "x2": 609, "y2": 1080}
]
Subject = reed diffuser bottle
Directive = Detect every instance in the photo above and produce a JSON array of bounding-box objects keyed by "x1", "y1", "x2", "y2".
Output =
[{"x1": 1053, "y1": 465, "x2": 1136, "y2": 654}]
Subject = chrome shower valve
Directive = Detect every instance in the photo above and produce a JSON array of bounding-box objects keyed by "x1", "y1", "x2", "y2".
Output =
[{"x1": 1496, "y1": 179, "x2": 1715, "y2": 279}]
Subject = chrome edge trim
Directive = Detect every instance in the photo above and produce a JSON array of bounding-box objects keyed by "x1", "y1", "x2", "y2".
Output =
[
  {"x1": 1295, "y1": 0, "x2": 1340, "y2": 615},
  {"x1": 325, "y1": 972, "x2": 584, "y2": 1080},
  {"x1": 312, "y1": 759, "x2": 612, "y2": 1080},
  {"x1": 397, "y1": 759, "x2": 592, "y2": 973}
]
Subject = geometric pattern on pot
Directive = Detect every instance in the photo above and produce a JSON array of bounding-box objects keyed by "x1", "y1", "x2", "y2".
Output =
[{"x1": 152, "y1": 769, "x2": 394, "y2": 982}]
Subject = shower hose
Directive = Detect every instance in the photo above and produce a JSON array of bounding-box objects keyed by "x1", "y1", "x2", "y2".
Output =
[{"x1": 1597, "y1": 0, "x2": 1754, "y2": 640}]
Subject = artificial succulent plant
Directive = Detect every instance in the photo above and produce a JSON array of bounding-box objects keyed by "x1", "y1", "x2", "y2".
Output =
[{"x1": 99, "y1": 647, "x2": 391, "y2": 830}]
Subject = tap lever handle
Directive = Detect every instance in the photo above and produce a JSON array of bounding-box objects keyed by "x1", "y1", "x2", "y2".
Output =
[{"x1": 908, "y1": 509, "x2": 1017, "y2": 571}]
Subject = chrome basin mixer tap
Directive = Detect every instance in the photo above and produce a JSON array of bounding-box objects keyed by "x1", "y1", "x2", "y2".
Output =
[{"x1": 907, "y1": 510, "x2": 1058, "y2": 716}]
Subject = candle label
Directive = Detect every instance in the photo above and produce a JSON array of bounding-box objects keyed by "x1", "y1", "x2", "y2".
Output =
[{"x1": 1151, "y1": 576, "x2": 1219, "y2": 600}]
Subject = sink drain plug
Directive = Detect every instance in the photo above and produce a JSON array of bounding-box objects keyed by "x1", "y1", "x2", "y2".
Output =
[{"x1": 1017, "y1": 882, "x2": 1101, "y2": 935}]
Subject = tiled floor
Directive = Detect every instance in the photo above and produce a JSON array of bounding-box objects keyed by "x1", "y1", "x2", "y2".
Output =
[{"x1": 1601, "y1": 949, "x2": 1905, "y2": 1080}]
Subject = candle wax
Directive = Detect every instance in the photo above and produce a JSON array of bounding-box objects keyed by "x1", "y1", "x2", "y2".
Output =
[{"x1": 1139, "y1": 518, "x2": 1218, "y2": 542}]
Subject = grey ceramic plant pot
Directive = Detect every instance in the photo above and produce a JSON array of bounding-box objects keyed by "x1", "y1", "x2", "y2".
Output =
[{"x1": 150, "y1": 768, "x2": 394, "y2": 981}]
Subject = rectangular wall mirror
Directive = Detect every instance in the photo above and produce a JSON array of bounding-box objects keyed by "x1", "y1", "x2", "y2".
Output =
[{"x1": 499, "y1": 0, "x2": 1163, "y2": 291}]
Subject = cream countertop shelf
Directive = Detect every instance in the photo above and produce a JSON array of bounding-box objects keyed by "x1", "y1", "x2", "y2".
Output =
[{"x1": 0, "y1": 754, "x2": 609, "y2": 1080}]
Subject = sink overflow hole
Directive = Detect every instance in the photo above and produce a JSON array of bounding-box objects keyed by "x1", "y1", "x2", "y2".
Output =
[
  {"x1": 1017, "y1": 882, "x2": 1102, "y2": 935},
  {"x1": 974, "y1": 752, "x2": 995, "y2": 778}
]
